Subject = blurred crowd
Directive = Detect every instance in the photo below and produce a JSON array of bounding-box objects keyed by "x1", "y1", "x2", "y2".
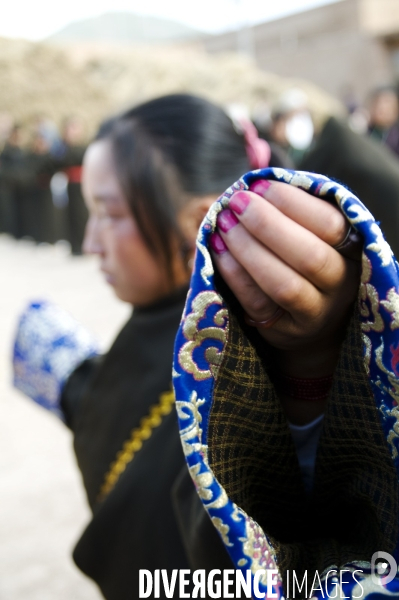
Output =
[
  {"x1": 0, "y1": 115, "x2": 88, "y2": 255},
  {"x1": 1, "y1": 83, "x2": 399, "y2": 257},
  {"x1": 255, "y1": 83, "x2": 399, "y2": 260},
  {"x1": 254, "y1": 83, "x2": 399, "y2": 166}
]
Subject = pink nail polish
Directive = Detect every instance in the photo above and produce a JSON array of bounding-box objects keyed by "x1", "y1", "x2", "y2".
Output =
[
  {"x1": 249, "y1": 180, "x2": 272, "y2": 196},
  {"x1": 209, "y1": 232, "x2": 228, "y2": 255},
  {"x1": 217, "y1": 209, "x2": 239, "y2": 233},
  {"x1": 229, "y1": 192, "x2": 251, "y2": 215}
]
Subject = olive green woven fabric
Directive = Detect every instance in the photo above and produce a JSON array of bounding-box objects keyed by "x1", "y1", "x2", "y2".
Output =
[{"x1": 208, "y1": 304, "x2": 398, "y2": 586}]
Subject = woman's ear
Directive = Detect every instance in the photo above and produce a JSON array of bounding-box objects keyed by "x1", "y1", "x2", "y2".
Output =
[{"x1": 178, "y1": 195, "x2": 217, "y2": 250}]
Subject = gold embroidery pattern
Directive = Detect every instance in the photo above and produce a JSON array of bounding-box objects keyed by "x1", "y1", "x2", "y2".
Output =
[
  {"x1": 319, "y1": 180, "x2": 340, "y2": 197},
  {"x1": 272, "y1": 167, "x2": 293, "y2": 183},
  {"x1": 178, "y1": 291, "x2": 228, "y2": 381},
  {"x1": 381, "y1": 288, "x2": 399, "y2": 331},
  {"x1": 176, "y1": 391, "x2": 229, "y2": 509},
  {"x1": 387, "y1": 408, "x2": 399, "y2": 460},
  {"x1": 177, "y1": 392, "x2": 279, "y2": 586},
  {"x1": 98, "y1": 389, "x2": 175, "y2": 501},
  {"x1": 272, "y1": 168, "x2": 316, "y2": 190},
  {"x1": 362, "y1": 333, "x2": 372, "y2": 375},
  {"x1": 196, "y1": 236, "x2": 214, "y2": 286},
  {"x1": 367, "y1": 223, "x2": 393, "y2": 266},
  {"x1": 195, "y1": 181, "x2": 244, "y2": 287},
  {"x1": 176, "y1": 391, "x2": 207, "y2": 458},
  {"x1": 360, "y1": 283, "x2": 384, "y2": 333},
  {"x1": 359, "y1": 254, "x2": 384, "y2": 333},
  {"x1": 211, "y1": 517, "x2": 233, "y2": 546},
  {"x1": 290, "y1": 172, "x2": 313, "y2": 189},
  {"x1": 374, "y1": 339, "x2": 399, "y2": 459},
  {"x1": 341, "y1": 201, "x2": 372, "y2": 224},
  {"x1": 361, "y1": 252, "x2": 372, "y2": 283}
]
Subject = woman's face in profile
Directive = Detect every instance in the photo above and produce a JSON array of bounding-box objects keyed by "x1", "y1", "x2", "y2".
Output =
[{"x1": 82, "y1": 140, "x2": 176, "y2": 307}]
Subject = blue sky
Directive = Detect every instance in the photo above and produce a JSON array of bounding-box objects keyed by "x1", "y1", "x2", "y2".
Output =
[{"x1": 0, "y1": 0, "x2": 341, "y2": 39}]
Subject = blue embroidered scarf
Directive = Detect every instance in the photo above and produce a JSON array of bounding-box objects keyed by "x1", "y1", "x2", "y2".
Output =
[{"x1": 172, "y1": 168, "x2": 399, "y2": 599}]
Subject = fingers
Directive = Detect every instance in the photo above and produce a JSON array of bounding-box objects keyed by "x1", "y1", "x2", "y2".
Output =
[
  {"x1": 208, "y1": 180, "x2": 360, "y2": 350},
  {"x1": 209, "y1": 232, "x2": 279, "y2": 323},
  {"x1": 249, "y1": 180, "x2": 348, "y2": 248},
  {"x1": 212, "y1": 214, "x2": 323, "y2": 320},
  {"x1": 224, "y1": 189, "x2": 347, "y2": 292}
]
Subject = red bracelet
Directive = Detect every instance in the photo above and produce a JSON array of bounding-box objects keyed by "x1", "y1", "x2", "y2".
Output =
[{"x1": 272, "y1": 372, "x2": 333, "y2": 401}]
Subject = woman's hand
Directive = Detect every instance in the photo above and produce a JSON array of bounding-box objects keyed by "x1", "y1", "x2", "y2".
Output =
[{"x1": 210, "y1": 180, "x2": 362, "y2": 378}]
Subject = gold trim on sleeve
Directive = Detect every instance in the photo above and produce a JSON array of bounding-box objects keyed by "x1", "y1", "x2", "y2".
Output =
[{"x1": 97, "y1": 388, "x2": 175, "y2": 502}]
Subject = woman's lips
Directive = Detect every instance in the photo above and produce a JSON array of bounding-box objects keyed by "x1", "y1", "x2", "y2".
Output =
[{"x1": 101, "y1": 269, "x2": 116, "y2": 285}]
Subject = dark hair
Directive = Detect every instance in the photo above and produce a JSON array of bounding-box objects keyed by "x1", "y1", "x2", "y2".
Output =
[{"x1": 95, "y1": 94, "x2": 250, "y2": 273}]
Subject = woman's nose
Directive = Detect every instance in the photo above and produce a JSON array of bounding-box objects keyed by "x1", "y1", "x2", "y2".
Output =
[{"x1": 83, "y1": 216, "x2": 103, "y2": 256}]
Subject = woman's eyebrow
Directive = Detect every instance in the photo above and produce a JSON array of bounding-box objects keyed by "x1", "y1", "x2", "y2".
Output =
[{"x1": 93, "y1": 194, "x2": 119, "y2": 204}]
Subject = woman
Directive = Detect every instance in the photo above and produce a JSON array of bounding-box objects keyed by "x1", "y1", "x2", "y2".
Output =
[{"x1": 13, "y1": 94, "x2": 282, "y2": 599}]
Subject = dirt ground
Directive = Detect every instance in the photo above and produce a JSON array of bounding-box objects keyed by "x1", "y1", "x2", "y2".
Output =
[{"x1": 0, "y1": 235, "x2": 130, "y2": 599}]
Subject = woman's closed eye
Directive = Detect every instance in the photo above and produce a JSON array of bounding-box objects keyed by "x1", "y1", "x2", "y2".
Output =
[{"x1": 95, "y1": 199, "x2": 128, "y2": 222}]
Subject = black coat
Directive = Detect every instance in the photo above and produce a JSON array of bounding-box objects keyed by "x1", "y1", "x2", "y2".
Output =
[
  {"x1": 300, "y1": 117, "x2": 399, "y2": 258},
  {"x1": 61, "y1": 289, "x2": 230, "y2": 600}
]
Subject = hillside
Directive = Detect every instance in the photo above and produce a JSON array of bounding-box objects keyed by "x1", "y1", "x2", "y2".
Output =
[
  {"x1": 0, "y1": 37, "x2": 344, "y2": 140},
  {"x1": 0, "y1": 37, "x2": 109, "y2": 138},
  {"x1": 75, "y1": 45, "x2": 344, "y2": 130},
  {"x1": 48, "y1": 12, "x2": 204, "y2": 45}
]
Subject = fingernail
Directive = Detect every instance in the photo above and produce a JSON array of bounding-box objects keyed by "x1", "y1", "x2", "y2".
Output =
[
  {"x1": 229, "y1": 192, "x2": 251, "y2": 215},
  {"x1": 217, "y1": 209, "x2": 239, "y2": 233},
  {"x1": 249, "y1": 180, "x2": 272, "y2": 196},
  {"x1": 209, "y1": 232, "x2": 228, "y2": 255}
]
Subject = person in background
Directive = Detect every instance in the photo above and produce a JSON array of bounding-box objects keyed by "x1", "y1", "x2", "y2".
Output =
[
  {"x1": 0, "y1": 124, "x2": 26, "y2": 237},
  {"x1": 268, "y1": 88, "x2": 315, "y2": 166},
  {"x1": 13, "y1": 94, "x2": 283, "y2": 600},
  {"x1": 299, "y1": 113, "x2": 399, "y2": 258},
  {"x1": 367, "y1": 85, "x2": 399, "y2": 158},
  {"x1": 55, "y1": 116, "x2": 88, "y2": 254},
  {"x1": 0, "y1": 112, "x2": 13, "y2": 152},
  {"x1": 22, "y1": 130, "x2": 57, "y2": 244}
]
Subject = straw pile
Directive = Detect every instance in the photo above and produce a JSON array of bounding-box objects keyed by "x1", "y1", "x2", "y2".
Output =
[
  {"x1": 0, "y1": 36, "x2": 343, "y2": 139},
  {"x1": 0, "y1": 37, "x2": 109, "y2": 136}
]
